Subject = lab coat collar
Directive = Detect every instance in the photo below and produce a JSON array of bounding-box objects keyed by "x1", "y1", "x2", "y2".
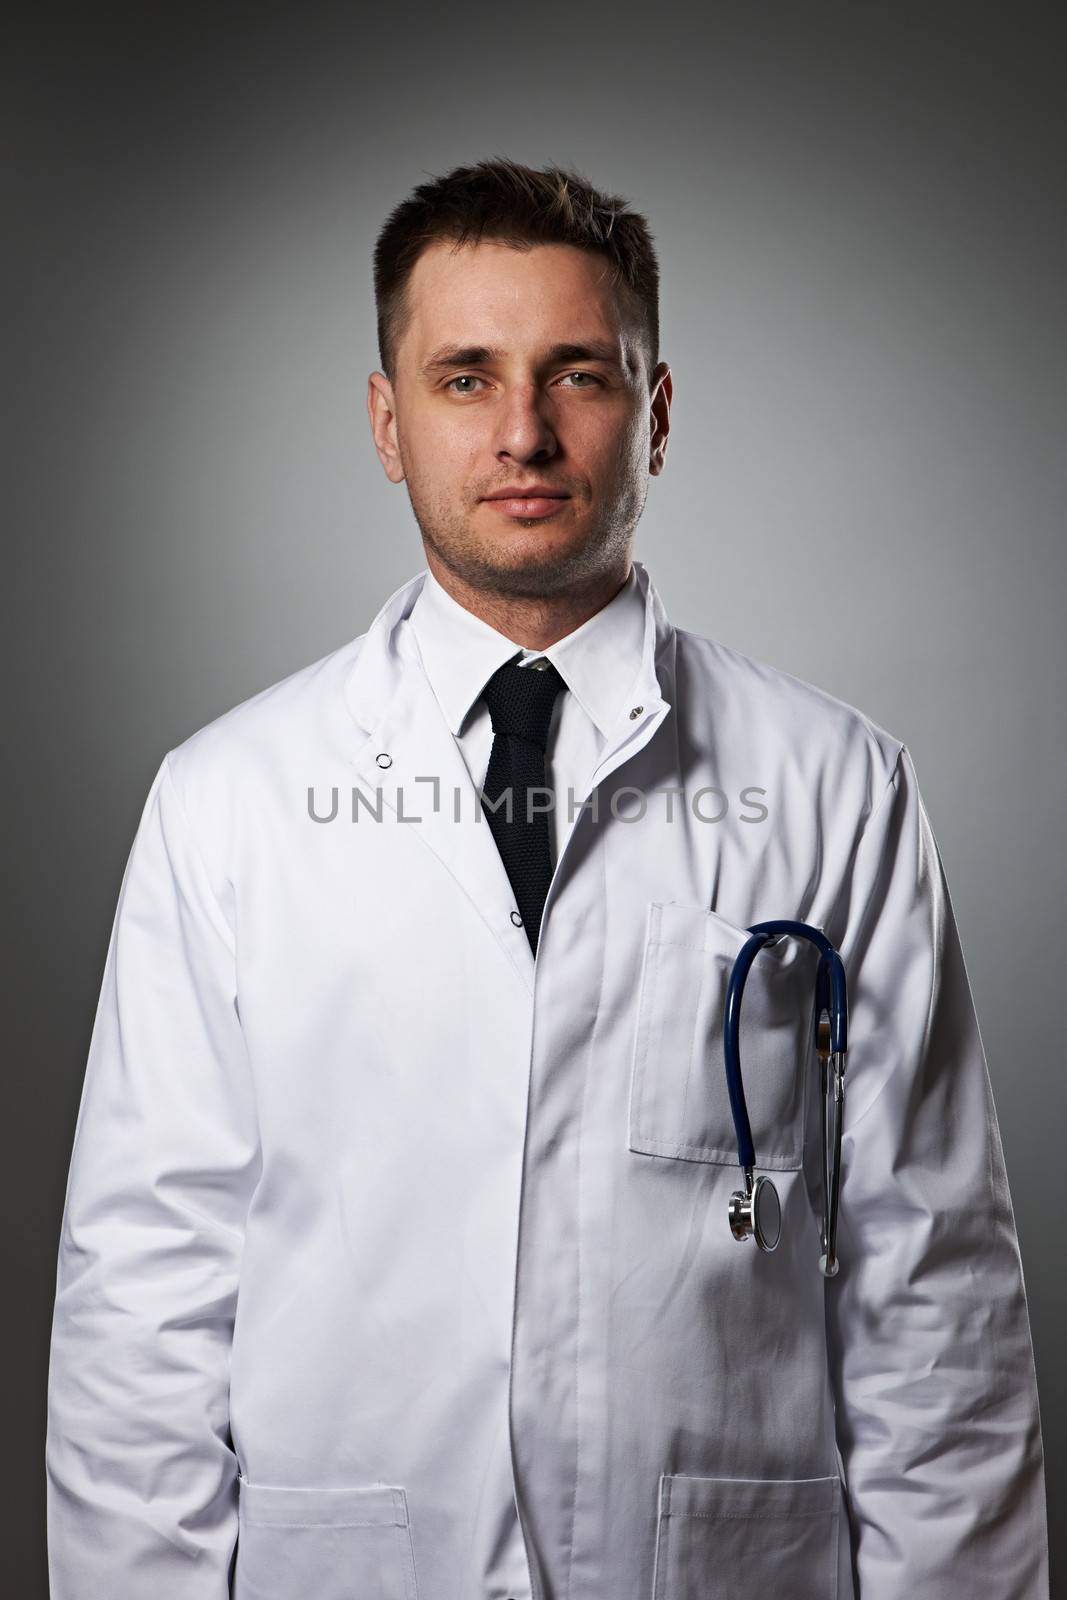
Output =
[
  {"x1": 342, "y1": 558, "x2": 675, "y2": 991},
  {"x1": 345, "y1": 557, "x2": 671, "y2": 739},
  {"x1": 405, "y1": 562, "x2": 649, "y2": 742}
]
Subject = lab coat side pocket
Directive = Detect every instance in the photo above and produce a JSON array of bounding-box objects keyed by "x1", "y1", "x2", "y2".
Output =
[
  {"x1": 651, "y1": 1472, "x2": 842, "y2": 1600},
  {"x1": 628, "y1": 900, "x2": 815, "y2": 1170},
  {"x1": 234, "y1": 1477, "x2": 419, "y2": 1600}
]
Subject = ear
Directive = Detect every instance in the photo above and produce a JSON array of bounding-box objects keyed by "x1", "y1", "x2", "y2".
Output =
[
  {"x1": 367, "y1": 372, "x2": 406, "y2": 484},
  {"x1": 648, "y1": 362, "x2": 673, "y2": 476}
]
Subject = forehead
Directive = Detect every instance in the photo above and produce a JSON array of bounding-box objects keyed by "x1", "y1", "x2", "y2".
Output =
[{"x1": 402, "y1": 238, "x2": 634, "y2": 357}]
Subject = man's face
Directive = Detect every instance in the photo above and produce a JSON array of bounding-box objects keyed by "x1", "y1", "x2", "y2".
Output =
[{"x1": 368, "y1": 239, "x2": 671, "y2": 600}]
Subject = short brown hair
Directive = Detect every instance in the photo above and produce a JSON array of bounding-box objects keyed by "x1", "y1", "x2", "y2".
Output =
[{"x1": 373, "y1": 155, "x2": 660, "y2": 387}]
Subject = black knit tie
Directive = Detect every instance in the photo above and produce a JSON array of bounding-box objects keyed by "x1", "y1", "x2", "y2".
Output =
[{"x1": 480, "y1": 657, "x2": 567, "y2": 957}]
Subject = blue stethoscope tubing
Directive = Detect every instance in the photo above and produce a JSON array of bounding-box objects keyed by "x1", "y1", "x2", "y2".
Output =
[{"x1": 723, "y1": 920, "x2": 848, "y2": 1277}]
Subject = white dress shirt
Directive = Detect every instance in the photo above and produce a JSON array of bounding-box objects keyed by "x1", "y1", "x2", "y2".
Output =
[{"x1": 404, "y1": 561, "x2": 648, "y2": 871}]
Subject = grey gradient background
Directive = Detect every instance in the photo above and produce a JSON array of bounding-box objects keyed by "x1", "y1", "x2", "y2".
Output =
[{"x1": 6, "y1": 2, "x2": 1065, "y2": 1590}]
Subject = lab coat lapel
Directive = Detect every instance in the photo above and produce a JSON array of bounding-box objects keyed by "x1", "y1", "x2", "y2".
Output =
[
  {"x1": 579, "y1": 561, "x2": 673, "y2": 800},
  {"x1": 344, "y1": 572, "x2": 536, "y2": 990}
]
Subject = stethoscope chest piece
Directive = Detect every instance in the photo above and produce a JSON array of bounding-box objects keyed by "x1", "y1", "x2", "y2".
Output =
[{"x1": 729, "y1": 1170, "x2": 782, "y2": 1252}]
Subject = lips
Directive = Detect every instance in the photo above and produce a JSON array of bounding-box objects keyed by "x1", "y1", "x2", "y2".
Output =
[
  {"x1": 483, "y1": 494, "x2": 571, "y2": 519},
  {"x1": 483, "y1": 489, "x2": 570, "y2": 501}
]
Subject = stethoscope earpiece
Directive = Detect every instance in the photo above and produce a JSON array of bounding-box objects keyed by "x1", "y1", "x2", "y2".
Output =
[{"x1": 723, "y1": 921, "x2": 847, "y2": 1277}]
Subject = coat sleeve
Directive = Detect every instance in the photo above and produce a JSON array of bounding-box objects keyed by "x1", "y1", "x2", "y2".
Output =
[
  {"x1": 825, "y1": 742, "x2": 1049, "y2": 1597},
  {"x1": 46, "y1": 752, "x2": 260, "y2": 1598}
]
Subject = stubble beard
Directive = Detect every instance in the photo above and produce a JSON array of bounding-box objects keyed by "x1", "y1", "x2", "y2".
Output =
[{"x1": 404, "y1": 480, "x2": 642, "y2": 603}]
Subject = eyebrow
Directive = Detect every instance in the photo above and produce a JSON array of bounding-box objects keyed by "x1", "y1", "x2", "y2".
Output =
[{"x1": 418, "y1": 340, "x2": 626, "y2": 378}]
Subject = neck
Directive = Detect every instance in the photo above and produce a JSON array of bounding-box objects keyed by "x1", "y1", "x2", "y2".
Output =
[{"x1": 424, "y1": 556, "x2": 632, "y2": 651}]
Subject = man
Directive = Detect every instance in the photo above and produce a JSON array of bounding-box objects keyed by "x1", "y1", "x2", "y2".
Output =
[{"x1": 46, "y1": 157, "x2": 1048, "y2": 1598}]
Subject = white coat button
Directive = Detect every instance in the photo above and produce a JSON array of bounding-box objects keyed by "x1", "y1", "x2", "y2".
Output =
[
  {"x1": 510, "y1": 910, "x2": 523, "y2": 926},
  {"x1": 375, "y1": 752, "x2": 392, "y2": 767}
]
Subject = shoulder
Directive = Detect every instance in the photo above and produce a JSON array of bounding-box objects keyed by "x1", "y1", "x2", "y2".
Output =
[
  {"x1": 160, "y1": 630, "x2": 369, "y2": 837},
  {"x1": 672, "y1": 624, "x2": 905, "y2": 819}
]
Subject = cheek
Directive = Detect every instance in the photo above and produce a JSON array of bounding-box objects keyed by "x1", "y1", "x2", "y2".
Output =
[
  {"x1": 428, "y1": 405, "x2": 485, "y2": 461},
  {"x1": 599, "y1": 412, "x2": 648, "y2": 477},
  {"x1": 581, "y1": 399, "x2": 646, "y2": 460},
  {"x1": 405, "y1": 412, "x2": 479, "y2": 487}
]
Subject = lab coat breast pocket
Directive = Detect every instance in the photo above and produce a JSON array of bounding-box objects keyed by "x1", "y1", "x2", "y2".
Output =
[
  {"x1": 234, "y1": 1477, "x2": 419, "y2": 1600},
  {"x1": 652, "y1": 1472, "x2": 842, "y2": 1598},
  {"x1": 628, "y1": 900, "x2": 815, "y2": 1169}
]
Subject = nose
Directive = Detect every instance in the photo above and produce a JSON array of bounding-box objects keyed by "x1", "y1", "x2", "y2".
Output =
[{"x1": 492, "y1": 383, "x2": 558, "y2": 465}]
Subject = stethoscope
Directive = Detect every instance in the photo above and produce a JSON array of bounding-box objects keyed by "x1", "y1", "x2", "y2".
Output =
[{"x1": 723, "y1": 920, "x2": 848, "y2": 1277}]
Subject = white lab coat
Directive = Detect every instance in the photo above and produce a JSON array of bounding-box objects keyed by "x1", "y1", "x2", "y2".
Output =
[{"x1": 45, "y1": 559, "x2": 1049, "y2": 1599}]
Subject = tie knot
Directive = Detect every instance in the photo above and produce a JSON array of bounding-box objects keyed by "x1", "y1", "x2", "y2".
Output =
[{"x1": 481, "y1": 657, "x2": 566, "y2": 751}]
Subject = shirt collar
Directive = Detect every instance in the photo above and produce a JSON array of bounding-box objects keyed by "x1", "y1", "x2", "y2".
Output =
[{"x1": 407, "y1": 561, "x2": 648, "y2": 740}]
